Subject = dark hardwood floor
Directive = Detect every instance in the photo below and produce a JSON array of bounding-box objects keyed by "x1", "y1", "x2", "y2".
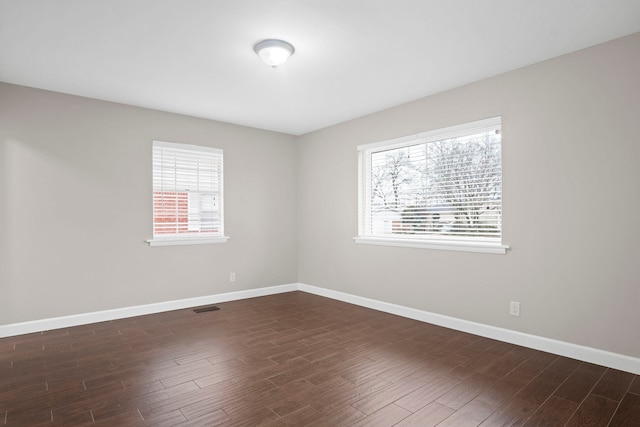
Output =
[{"x1": 1, "y1": 291, "x2": 638, "y2": 426}]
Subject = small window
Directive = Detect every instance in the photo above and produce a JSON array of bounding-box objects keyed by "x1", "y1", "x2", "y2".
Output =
[
  {"x1": 356, "y1": 117, "x2": 507, "y2": 254},
  {"x1": 147, "y1": 140, "x2": 228, "y2": 246}
]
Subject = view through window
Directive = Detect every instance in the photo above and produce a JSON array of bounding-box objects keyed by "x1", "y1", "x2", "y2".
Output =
[
  {"x1": 358, "y1": 117, "x2": 503, "y2": 250},
  {"x1": 150, "y1": 140, "x2": 225, "y2": 245}
]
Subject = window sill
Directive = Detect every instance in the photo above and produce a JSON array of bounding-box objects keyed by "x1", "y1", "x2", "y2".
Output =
[
  {"x1": 146, "y1": 236, "x2": 230, "y2": 247},
  {"x1": 353, "y1": 237, "x2": 509, "y2": 254}
]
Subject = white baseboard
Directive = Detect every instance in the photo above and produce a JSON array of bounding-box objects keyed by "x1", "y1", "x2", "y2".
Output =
[
  {"x1": 2, "y1": 282, "x2": 638, "y2": 375},
  {"x1": 0, "y1": 284, "x2": 298, "y2": 339},
  {"x1": 298, "y1": 283, "x2": 640, "y2": 375}
]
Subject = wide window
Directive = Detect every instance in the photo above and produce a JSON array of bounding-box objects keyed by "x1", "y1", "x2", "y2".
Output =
[
  {"x1": 147, "y1": 140, "x2": 228, "y2": 246},
  {"x1": 356, "y1": 117, "x2": 507, "y2": 254}
]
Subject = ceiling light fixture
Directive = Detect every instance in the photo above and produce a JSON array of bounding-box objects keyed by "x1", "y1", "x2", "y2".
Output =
[{"x1": 253, "y1": 39, "x2": 295, "y2": 67}]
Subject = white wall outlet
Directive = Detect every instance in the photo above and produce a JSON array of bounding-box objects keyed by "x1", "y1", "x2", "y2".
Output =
[
  {"x1": 229, "y1": 272, "x2": 236, "y2": 282},
  {"x1": 509, "y1": 301, "x2": 520, "y2": 317}
]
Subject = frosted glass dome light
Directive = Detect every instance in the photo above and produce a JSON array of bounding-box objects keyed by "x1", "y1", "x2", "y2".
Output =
[{"x1": 253, "y1": 39, "x2": 295, "y2": 67}]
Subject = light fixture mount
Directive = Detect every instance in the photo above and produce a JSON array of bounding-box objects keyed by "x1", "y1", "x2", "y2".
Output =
[{"x1": 253, "y1": 39, "x2": 295, "y2": 68}]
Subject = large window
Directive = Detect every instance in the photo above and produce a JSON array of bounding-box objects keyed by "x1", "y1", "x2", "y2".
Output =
[
  {"x1": 147, "y1": 140, "x2": 228, "y2": 246},
  {"x1": 356, "y1": 117, "x2": 507, "y2": 254}
]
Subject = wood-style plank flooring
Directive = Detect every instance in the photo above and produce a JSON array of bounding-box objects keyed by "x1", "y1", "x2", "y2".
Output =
[{"x1": 1, "y1": 291, "x2": 638, "y2": 426}]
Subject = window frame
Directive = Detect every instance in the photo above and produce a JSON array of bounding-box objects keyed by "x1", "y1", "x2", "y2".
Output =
[
  {"x1": 355, "y1": 117, "x2": 508, "y2": 254},
  {"x1": 146, "y1": 140, "x2": 229, "y2": 247}
]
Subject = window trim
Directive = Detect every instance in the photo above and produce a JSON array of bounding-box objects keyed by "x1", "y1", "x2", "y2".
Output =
[
  {"x1": 146, "y1": 140, "x2": 229, "y2": 247},
  {"x1": 353, "y1": 237, "x2": 508, "y2": 254},
  {"x1": 147, "y1": 236, "x2": 229, "y2": 247},
  {"x1": 356, "y1": 117, "x2": 508, "y2": 254}
]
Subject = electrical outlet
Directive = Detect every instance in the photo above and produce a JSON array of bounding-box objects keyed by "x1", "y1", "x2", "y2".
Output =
[
  {"x1": 229, "y1": 272, "x2": 236, "y2": 282},
  {"x1": 509, "y1": 301, "x2": 520, "y2": 317}
]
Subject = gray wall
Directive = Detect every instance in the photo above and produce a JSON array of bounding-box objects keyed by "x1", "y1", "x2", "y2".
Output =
[
  {"x1": 297, "y1": 33, "x2": 640, "y2": 358},
  {"x1": 0, "y1": 83, "x2": 298, "y2": 325}
]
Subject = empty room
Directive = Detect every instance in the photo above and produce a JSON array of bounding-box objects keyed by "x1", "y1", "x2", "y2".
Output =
[{"x1": 1, "y1": 1, "x2": 639, "y2": 426}]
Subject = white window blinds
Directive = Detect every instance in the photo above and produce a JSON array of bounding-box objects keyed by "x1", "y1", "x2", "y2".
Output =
[
  {"x1": 358, "y1": 117, "x2": 504, "y2": 250},
  {"x1": 151, "y1": 140, "x2": 224, "y2": 242}
]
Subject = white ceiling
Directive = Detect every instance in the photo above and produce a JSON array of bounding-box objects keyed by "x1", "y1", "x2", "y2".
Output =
[{"x1": 1, "y1": 1, "x2": 639, "y2": 135}]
